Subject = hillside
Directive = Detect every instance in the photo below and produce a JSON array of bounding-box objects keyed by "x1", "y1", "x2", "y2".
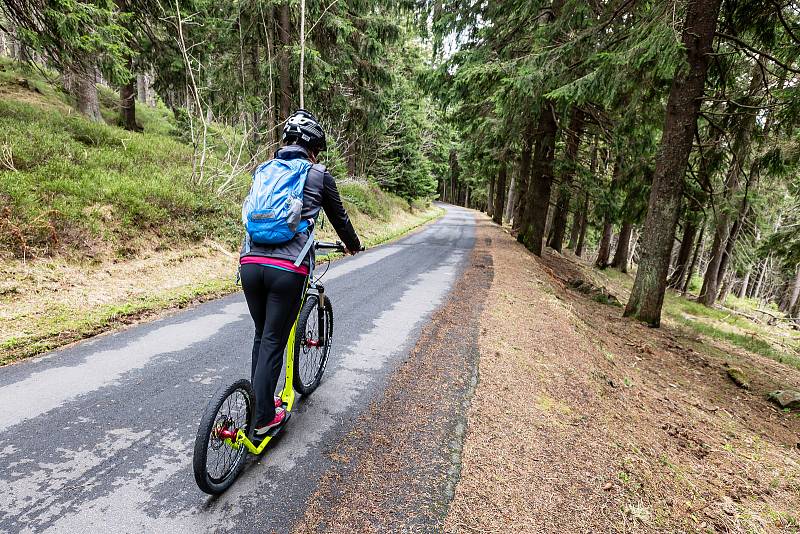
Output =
[
  {"x1": 440, "y1": 217, "x2": 800, "y2": 533},
  {"x1": 0, "y1": 60, "x2": 440, "y2": 363}
]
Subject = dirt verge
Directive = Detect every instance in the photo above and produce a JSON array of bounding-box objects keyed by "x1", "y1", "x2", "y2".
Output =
[
  {"x1": 292, "y1": 215, "x2": 493, "y2": 533},
  {"x1": 446, "y1": 216, "x2": 800, "y2": 533}
]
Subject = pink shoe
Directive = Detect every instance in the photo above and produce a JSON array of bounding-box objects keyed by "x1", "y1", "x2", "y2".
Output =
[
  {"x1": 253, "y1": 407, "x2": 287, "y2": 441},
  {"x1": 274, "y1": 396, "x2": 283, "y2": 408}
]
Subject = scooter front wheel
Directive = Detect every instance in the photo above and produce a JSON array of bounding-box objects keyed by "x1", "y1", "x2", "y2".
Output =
[{"x1": 294, "y1": 294, "x2": 333, "y2": 395}]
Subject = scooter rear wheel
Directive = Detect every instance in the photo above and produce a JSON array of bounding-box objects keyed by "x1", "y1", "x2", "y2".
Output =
[{"x1": 193, "y1": 379, "x2": 254, "y2": 495}]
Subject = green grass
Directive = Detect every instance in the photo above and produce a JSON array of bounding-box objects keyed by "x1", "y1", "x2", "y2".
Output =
[
  {"x1": 600, "y1": 265, "x2": 800, "y2": 370},
  {"x1": 0, "y1": 67, "x2": 247, "y2": 258},
  {"x1": 0, "y1": 277, "x2": 237, "y2": 364},
  {"x1": 0, "y1": 59, "x2": 433, "y2": 261},
  {"x1": 661, "y1": 291, "x2": 800, "y2": 368},
  {"x1": 338, "y1": 179, "x2": 406, "y2": 220},
  {"x1": 674, "y1": 318, "x2": 800, "y2": 370}
]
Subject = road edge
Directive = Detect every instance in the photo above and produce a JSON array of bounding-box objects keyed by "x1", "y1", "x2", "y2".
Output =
[
  {"x1": 1, "y1": 206, "x2": 445, "y2": 367},
  {"x1": 291, "y1": 211, "x2": 492, "y2": 532}
]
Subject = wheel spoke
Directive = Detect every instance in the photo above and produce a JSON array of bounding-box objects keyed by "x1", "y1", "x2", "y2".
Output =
[
  {"x1": 205, "y1": 388, "x2": 249, "y2": 483},
  {"x1": 297, "y1": 301, "x2": 330, "y2": 389}
]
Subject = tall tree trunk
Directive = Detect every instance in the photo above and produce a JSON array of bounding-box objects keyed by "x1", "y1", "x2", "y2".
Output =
[
  {"x1": 629, "y1": 229, "x2": 640, "y2": 265},
  {"x1": 248, "y1": 33, "x2": 262, "y2": 147},
  {"x1": 738, "y1": 268, "x2": 751, "y2": 299},
  {"x1": 568, "y1": 212, "x2": 582, "y2": 250},
  {"x1": 596, "y1": 222, "x2": 613, "y2": 268},
  {"x1": 576, "y1": 201, "x2": 589, "y2": 257},
  {"x1": 548, "y1": 108, "x2": 584, "y2": 253},
  {"x1": 779, "y1": 282, "x2": 792, "y2": 312},
  {"x1": 570, "y1": 192, "x2": 588, "y2": 251},
  {"x1": 120, "y1": 78, "x2": 137, "y2": 131},
  {"x1": 747, "y1": 259, "x2": 761, "y2": 298},
  {"x1": 786, "y1": 263, "x2": 800, "y2": 317},
  {"x1": 504, "y1": 171, "x2": 516, "y2": 222},
  {"x1": 752, "y1": 255, "x2": 770, "y2": 300},
  {"x1": 595, "y1": 158, "x2": 621, "y2": 267},
  {"x1": 69, "y1": 60, "x2": 102, "y2": 122},
  {"x1": 277, "y1": 2, "x2": 292, "y2": 121},
  {"x1": 668, "y1": 219, "x2": 698, "y2": 289},
  {"x1": 119, "y1": 54, "x2": 138, "y2": 132},
  {"x1": 518, "y1": 102, "x2": 558, "y2": 256},
  {"x1": 670, "y1": 118, "x2": 716, "y2": 290},
  {"x1": 493, "y1": 162, "x2": 507, "y2": 225},
  {"x1": 715, "y1": 201, "x2": 748, "y2": 300},
  {"x1": 699, "y1": 67, "x2": 762, "y2": 306},
  {"x1": 487, "y1": 175, "x2": 495, "y2": 217},
  {"x1": 448, "y1": 149, "x2": 459, "y2": 205},
  {"x1": 787, "y1": 264, "x2": 800, "y2": 312},
  {"x1": 513, "y1": 122, "x2": 533, "y2": 233},
  {"x1": 514, "y1": 0, "x2": 563, "y2": 240},
  {"x1": 791, "y1": 295, "x2": 800, "y2": 322},
  {"x1": 570, "y1": 140, "x2": 596, "y2": 252},
  {"x1": 718, "y1": 273, "x2": 733, "y2": 304},
  {"x1": 611, "y1": 187, "x2": 638, "y2": 271},
  {"x1": 611, "y1": 221, "x2": 633, "y2": 272},
  {"x1": 683, "y1": 224, "x2": 705, "y2": 295},
  {"x1": 261, "y1": 2, "x2": 277, "y2": 147},
  {"x1": 544, "y1": 195, "x2": 557, "y2": 244},
  {"x1": 136, "y1": 74, "x2": 148, "y2": 104},
  {"x1": 623, "y1": 0, "x2": 721, "y2": 326}
]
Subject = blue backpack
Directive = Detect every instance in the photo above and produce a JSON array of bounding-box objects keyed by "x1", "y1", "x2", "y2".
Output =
[{"x1": 242, "y1": 158, "x2": 313, "y2": 245}]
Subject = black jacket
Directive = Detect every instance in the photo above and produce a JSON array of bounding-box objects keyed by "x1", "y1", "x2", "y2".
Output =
[{"x1": 240, "y1": 145, "x2": 361, "y2": 267}]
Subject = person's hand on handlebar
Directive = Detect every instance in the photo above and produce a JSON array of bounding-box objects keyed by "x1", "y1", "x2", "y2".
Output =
[{"x1": 344, "y1": 243, "x2": 366, "y2": 255}]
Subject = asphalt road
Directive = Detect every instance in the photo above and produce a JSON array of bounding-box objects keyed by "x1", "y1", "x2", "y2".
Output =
[{"x1": 0, "y1": 204, "x2": 476, "y2": 533}]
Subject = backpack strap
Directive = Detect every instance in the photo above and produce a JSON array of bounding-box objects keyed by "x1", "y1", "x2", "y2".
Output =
[
  {"x1": 294, "y1": 224, "x2": 315, "y2": 267},
  {"x1": 292, "y1": 163, "x2": 326, "y2": 267}
]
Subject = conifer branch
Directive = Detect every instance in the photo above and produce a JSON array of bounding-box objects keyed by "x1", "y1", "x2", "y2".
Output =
[
  {"x1": 716, "y1": 32, "x2": 800, "y2": 74},
  {"x1": 772, "y1": 0, "x2": 800, "y2": 45}
]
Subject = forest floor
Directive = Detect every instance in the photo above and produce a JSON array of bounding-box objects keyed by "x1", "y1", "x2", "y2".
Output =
[{"x1": 445, "y1": 215, "x2": 800, "y2": 533}]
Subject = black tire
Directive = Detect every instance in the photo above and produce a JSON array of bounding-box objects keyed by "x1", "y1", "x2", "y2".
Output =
[
  {"x1": 293, "y1": 294, "x2": 333, "y2": 395},
  {"x1": 193, "y1": 379, "x2": 254, "y2": 495}
]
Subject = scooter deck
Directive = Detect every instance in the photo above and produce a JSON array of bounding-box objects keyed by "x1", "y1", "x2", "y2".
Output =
[{"x1": 245, "y1": 408, "x2": 292, "y2": 455}]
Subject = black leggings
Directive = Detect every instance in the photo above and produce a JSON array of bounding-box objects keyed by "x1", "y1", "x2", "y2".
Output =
[{"x1": 240, "y1": 263, "x2": 306, "y2": 427}]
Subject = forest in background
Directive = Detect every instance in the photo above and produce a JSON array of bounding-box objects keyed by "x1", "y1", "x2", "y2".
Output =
[
  {"x1": 0, "y1": 0, "x2": 452, "y2": 360},
  {"x1": 0, "y1": 0, "x2": 448, "y2": 206},
  {"x1": 2, "y1": 0, "x2": 800, "y2": 330},
  {"x1": 431, "y1": 0, "x2": 800, "y2": 328}
]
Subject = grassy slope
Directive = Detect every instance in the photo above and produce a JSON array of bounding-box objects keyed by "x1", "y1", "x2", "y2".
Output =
[
  {"x1": 0, "y1": 59, "x2": 442, "y2": 363},
  {"x1": 597, "y1": 268, "x2": 800, "y2": 371},
  {"x1": 0, "y1": 64, "x2": 242, "y2": 260}
]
